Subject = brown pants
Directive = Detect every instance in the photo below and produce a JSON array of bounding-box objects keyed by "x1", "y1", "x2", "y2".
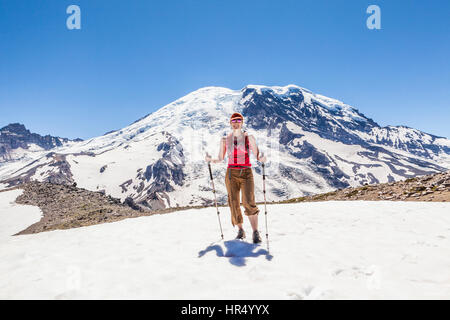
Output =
[{"x1": 225, "y1": 167, "x2": 260, "y2": 227}]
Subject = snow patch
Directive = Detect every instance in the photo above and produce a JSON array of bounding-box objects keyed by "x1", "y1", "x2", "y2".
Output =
[
  {"x1": 0, "y1": 189, "x2": 42, "y2": 239},
  {"x1": 0, "y1": 199, "x2": 449, "y2": 299}
]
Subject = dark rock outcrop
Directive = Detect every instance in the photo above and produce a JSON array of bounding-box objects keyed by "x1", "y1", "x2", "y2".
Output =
[{"x1": 0, "y1": 123, "x2": 82, "y2": 162}]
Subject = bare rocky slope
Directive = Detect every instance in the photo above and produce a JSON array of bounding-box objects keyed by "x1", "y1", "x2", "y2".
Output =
[
  {"x1": 2, "y1": 182, "x2": 205, "y2": 235},
  {"x1": 281, "y1": 170, "x2": 450, "y2": 204},
  {"x1": 2, "y1": 170, "x2": 448, "y2": 236}
]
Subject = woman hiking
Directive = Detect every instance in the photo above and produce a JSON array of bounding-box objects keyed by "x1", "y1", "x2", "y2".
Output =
[{"x1": 205, "y1": 112, "x2": 267, "y2": 243}]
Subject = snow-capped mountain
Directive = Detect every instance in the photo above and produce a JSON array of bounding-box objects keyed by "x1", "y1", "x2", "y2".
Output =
[
  {"x1": 0, "y1": 85, "x2": 449, "y2": 209},
  {"x1": 0, "y1": 123, "x2": 82, "y2": 163}
]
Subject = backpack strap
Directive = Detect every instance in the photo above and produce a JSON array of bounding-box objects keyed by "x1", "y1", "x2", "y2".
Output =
[
  {"x1": 233, "y1": 135, "x2": 238, "y2": 164},
  {"x1": 244, "y1": 133, "x2": 249, "y2": 165}
]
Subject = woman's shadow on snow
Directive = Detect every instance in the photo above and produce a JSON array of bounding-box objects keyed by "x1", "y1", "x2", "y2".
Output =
[{"x1": 198, "y1": 240, "x2": 273, "y2": 266}]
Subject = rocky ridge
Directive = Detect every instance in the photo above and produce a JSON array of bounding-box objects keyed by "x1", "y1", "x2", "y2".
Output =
[
  {"x1": 281, "y1": 170, "x2": 450, "y2": 203},
  {"x1": 3, "y1": 182, "x2": 205, "y2": 235},
  {"x1": 0, "y1": 123, "x2": 82, "y2": 162},
  {"x1": 2, "y1": 170, "x2": 449, "y2": 236}
]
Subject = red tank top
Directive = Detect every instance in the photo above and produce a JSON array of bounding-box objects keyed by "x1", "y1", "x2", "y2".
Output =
[{"x1": 225, "y1": 132, "x2": 251, "y2": 169}]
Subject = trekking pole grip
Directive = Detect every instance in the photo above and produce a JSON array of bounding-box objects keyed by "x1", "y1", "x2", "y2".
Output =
[
  {"x1": 208, "y1": 162, "x2": 213, "y2": 180},
  {"x1": 206, "y1": 152, "x2": 214, "y2": 178}
]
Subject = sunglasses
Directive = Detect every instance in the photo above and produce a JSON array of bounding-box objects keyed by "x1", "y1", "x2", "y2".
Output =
[{"x1": 231, "y1": 119, "x2": 242, "y2": 123}]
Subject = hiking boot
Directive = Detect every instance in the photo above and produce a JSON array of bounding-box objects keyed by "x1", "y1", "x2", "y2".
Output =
[
  {"x1": 235, "y1": 228, "x2": 245, "y2": 240},
  {"x1": 252, "y1": 230, "x2": 262, "y2": 244}
]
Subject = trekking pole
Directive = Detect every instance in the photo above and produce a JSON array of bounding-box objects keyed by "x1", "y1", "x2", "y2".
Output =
[
  {"x1": 206, "y1": 153, "x2": 224, "y2": 240},
  {"x1": 260, "y1": 152, "x2": 270, "y2": 253}
]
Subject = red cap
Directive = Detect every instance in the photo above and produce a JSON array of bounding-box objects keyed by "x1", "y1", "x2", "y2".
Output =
[{"x1": 230, "y1": 112, "x2": 244, "y2": 122}]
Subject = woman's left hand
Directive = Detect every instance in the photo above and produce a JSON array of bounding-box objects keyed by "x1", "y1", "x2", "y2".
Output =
[{"x1": 258, "y1": 155, "x2": 267, "y2": 163}]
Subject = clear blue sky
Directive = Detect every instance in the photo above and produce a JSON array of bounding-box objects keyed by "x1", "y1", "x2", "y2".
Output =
[{"x1": 1, "y1": 0, "x2": 449, "y2": 140}]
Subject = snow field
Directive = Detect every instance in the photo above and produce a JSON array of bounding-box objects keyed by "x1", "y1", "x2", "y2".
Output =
[{"x1": 1, "y1": 189, "x2": 449, "y2": 299}]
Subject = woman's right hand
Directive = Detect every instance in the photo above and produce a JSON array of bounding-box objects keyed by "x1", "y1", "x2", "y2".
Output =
[{"x1": 205, "y1": 155, "x2": 212, "y2": 162}]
